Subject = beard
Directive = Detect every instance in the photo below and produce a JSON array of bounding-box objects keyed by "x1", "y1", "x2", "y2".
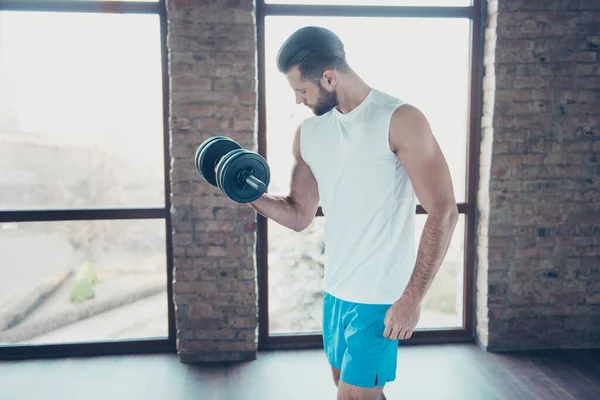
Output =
[{"x1": 311, "y1": 84, "x2": 338, "y2": 116}]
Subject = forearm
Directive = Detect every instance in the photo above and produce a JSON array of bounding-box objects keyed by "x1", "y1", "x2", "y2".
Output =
[
  {"x1": 248, "y1": 193, "x2": 307, "y2": 232},
  {"x1": 402, "y1": 207, "x2": 459, "y2": 304}
]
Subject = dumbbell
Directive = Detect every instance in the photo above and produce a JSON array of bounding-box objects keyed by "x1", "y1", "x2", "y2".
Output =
[{"x1": 194, "y1": 136, "x2": 270, "y2": 203}]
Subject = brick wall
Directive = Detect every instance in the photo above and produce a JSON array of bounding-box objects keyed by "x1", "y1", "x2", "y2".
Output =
[
  {"x1": 167, "y1": 0, "x2": 259, "y2": 362},
  {"x1": 478, "y1": 0, "x2": 600, "y2": 351}
]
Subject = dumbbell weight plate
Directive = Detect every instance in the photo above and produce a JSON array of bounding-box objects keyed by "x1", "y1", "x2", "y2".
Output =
[
  {"x1": 215, "y1": 148, "x2": 246, "y2": 193},
  {"x1": 219, "y1": 150, "x2": 270, "y2": 203},
  {"x1": 194, "y1": 135, "x2": 228, "y2": 179},
  {"x1": 194, "y1": 136, "x2": 241, "y2": 187},
  {"x1": 216, "y1": 149, "x2": 270, "y2": 203}
]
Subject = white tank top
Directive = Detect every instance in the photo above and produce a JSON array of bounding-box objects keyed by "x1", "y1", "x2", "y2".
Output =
[{"x1": 300, "y1": 88, "x2": 417, "y2": 305}]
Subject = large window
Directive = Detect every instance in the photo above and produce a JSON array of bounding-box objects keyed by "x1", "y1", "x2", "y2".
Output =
[
  {"x1": 0, "y1": 1, "x2": 173, "y2": 359},
  {"x1": 257, "y1": 1, "x2": 482, "y2": 347}
]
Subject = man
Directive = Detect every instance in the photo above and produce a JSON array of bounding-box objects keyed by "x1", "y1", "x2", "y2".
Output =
[{"x1": 248, "y1": 26, "x2": 458, "y2": 400}]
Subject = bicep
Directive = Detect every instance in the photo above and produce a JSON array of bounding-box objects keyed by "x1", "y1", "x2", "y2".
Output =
[
  {"x1": 390, "y1": 105, "x2": 456, "y2": 213},
  {"x1": 289, "y1": 125, "x2": 320, "y2": 218}
]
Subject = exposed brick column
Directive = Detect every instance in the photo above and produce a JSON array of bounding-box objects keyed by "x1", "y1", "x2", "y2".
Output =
[
  {"x1": 167, "y1": 0, "x2": 258, "y2": 362},
  {"x1": 479, "y1": 0, "x2": 600, "y2": 351}
]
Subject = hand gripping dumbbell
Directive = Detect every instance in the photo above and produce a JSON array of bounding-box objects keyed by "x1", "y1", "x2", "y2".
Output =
[{"x1": 194, "y1": 136, "x2": 270, "y2": 203}]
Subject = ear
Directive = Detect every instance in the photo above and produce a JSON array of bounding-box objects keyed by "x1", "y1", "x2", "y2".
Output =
[{"x1": 320, "y1": 70, "x2": 337, "y2": 90}]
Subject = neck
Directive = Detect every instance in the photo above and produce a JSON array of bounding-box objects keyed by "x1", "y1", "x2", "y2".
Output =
[{"x1": 334, "y1": 72, "x2": 371, "y2": 114}]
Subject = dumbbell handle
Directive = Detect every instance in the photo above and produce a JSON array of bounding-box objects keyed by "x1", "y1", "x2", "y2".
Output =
[{"x1": 245, "y1": 174, "x2": 266, "y2": 192}]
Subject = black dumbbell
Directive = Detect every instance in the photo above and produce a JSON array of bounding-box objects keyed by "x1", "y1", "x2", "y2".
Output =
[{"x1": 194, "y1": 136, "x2": 270, "y2": 203}]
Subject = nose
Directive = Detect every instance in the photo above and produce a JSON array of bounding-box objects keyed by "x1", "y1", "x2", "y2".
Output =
[{"x1": 295, "y1": 93, "x2": 304, "y2": 105}]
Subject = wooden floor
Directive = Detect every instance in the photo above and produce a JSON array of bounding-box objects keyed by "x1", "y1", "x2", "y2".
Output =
[{"x1": 1, "y1": 344, "x2": 599, "y2": 399}]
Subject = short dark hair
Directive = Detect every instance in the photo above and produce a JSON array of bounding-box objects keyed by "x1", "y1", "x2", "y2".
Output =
[{"x1": 276, "y1": 26, "x2": 350, "y2": 81}]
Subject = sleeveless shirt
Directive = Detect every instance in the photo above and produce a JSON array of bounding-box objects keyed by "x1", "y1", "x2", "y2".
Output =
[{"x1": 300, "y1": 88, "x2": 417, "y2": 305}]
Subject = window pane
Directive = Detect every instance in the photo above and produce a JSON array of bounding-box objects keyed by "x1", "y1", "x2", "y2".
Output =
[
  {"x1": 0, "y1": 12, "x2": 165, "y2": 210},
  {"x1": 268, "y1": 214, "x2": 465, "y2": 335},
  {"x1": 267, "y1": 214, "x2": 465, "y2": 334},
  {"x1": 265, "y1": 0, "x2": 472, "y2": 7},
  {"x1": 0, "y1": 219, "x2": 168, "y2": 345},
  {"x1": 264, "y1": 16, "x2": 470, "y2": 203},
  {"x1": 415, "y1": 214, "x2": 465, "y2": 329},
  {"x1": 268, "y1": 217, "x2": 325, "y2": 335}
]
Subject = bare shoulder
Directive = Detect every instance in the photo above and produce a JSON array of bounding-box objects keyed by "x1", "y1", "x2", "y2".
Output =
[
  {"x1": 388, "y1": 103, "x2": 434, "y2": 155},
  {"x1": 388, "y1": 103, "x2": 457, "y2": 212}
]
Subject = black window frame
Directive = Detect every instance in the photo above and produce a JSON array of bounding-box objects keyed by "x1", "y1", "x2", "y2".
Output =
[
  {"x1": 0, "y1": 0, "x2": 175, "y2": 360},
  {"x1": 256, "y1": 0, "x2": 484, "y2": 349}
]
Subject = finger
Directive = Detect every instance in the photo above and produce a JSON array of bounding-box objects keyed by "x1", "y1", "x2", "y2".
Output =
[
  {"x1": 387, "y1": 326, "x2": 396, "y2": 340},
  {"x1": 382, "y1": 314, "x2": 393, "y2": 338},
  {"x1": 382, "y1": 325, "x2": 393, "y2": 339},
  {"x1": 392, "y1": 327, "x2": 402, "y2": 340},
  {"x1": 398, "y1": 327, "x2": 409, "y2": 340}
]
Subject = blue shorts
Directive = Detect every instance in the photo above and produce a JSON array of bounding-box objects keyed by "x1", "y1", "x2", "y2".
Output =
[{"x1": 322, "y1": 291, "x2": 399, "y2": 388}]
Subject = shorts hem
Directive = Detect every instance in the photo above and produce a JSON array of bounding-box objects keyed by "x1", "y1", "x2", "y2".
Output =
[
  {"x1": 339, "y1": 373, "x2": 396, "y2": 388},
  {"x1": 327, "y1": 359, "x2": 343, "y2": 371}
]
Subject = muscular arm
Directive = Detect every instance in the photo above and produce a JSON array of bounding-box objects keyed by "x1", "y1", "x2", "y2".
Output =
[
  {"x1": 248, "y1": 125, "x2": 320, "y2": 232},
  {"x1": 390, "y1": 105, "x2": 459, "y2": 305}
]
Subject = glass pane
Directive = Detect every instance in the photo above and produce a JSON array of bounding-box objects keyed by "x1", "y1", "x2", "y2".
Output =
[
  {"x1": 415, "y1": 214, "x2": 465, "y2": 329},
  {"x1": 267, "y1": 213, "x2": 465, "y2": 334},
  {"x1": 0, "y1": 219, "x2": 168, "y2": 345},
  {"x1": 268, "y1": 217, "x2": 325, "y2": 335},
  {"x1": 0, "y1": 12, "x2": 165, "y2": 210},
  {"x1": 264, "y1": 16, "x2": 470, "y2": 203},
  {"x1": 266, "y1": 0, "x2": 472, "y2": 7}
]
